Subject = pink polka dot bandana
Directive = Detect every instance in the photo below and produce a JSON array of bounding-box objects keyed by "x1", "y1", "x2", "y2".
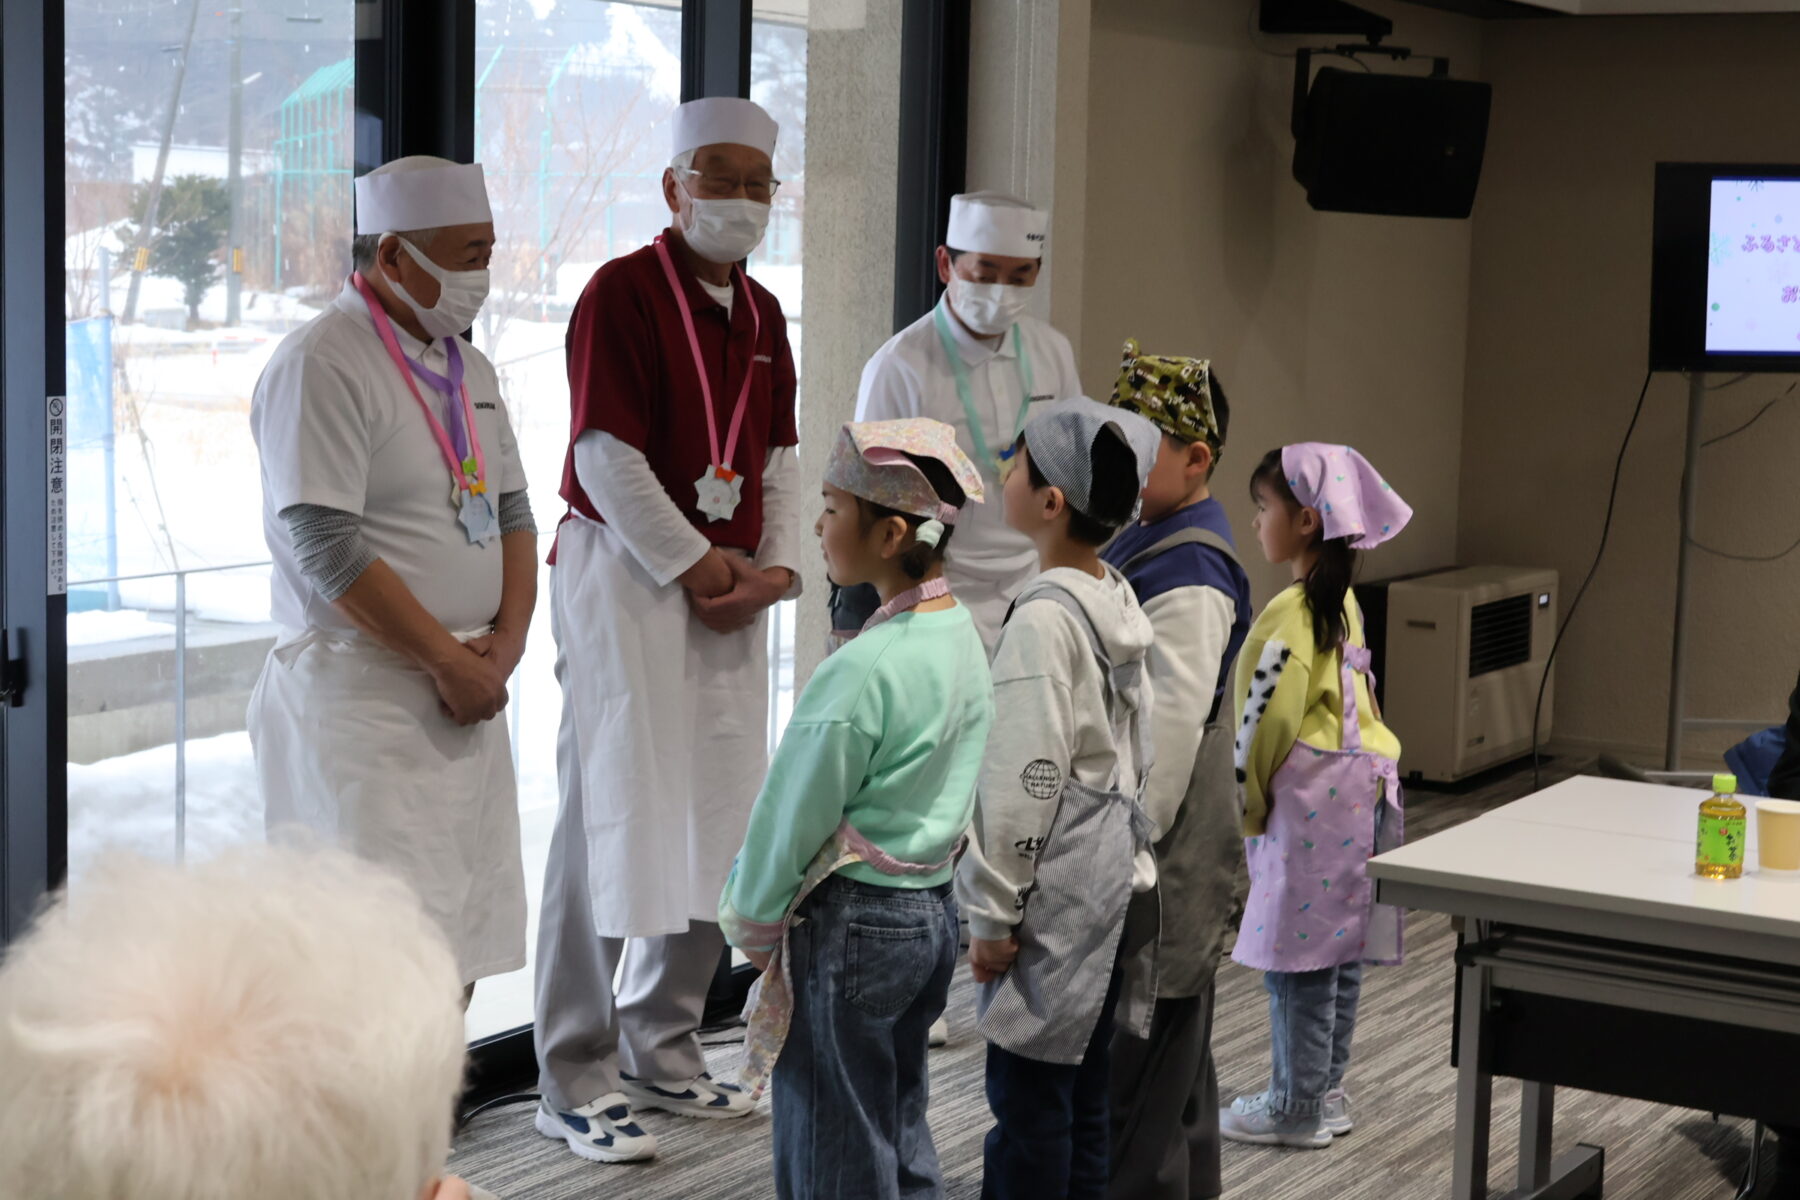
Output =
[{"x1": 1280, "y1": 442, "x2": 1411, "y2": 550}]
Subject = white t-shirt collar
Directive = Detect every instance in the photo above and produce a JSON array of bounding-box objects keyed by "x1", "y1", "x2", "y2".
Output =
[{"x1": 331, "y1": 276, "x2": 442, "y2": 362}]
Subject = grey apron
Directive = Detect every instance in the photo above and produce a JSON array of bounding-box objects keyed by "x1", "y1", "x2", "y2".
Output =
[
  {"x1": 976, "y1": 580, "x2": 1160, "y2": 1066},
  {"x1": 1121, "y1": 527, "x2": 1246, "y2": 1000}
]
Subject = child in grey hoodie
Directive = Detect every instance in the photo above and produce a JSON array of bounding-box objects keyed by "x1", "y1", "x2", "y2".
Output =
[{"x1": 956, "y1": 397, "x2": 1164, "y2": 1200}]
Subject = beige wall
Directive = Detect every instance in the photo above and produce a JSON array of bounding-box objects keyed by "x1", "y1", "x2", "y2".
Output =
[
  {"x1": 1082, "y1": 0, "x2": 1482, "y2": 606},
  {"x1": 1458, "y1": 14, "x2": 1800, "y2": 764}
]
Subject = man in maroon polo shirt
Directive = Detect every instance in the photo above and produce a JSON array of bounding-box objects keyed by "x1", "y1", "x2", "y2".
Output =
[{"x1": 533, "y1": 97, "x2": 802, "y2": 1166}]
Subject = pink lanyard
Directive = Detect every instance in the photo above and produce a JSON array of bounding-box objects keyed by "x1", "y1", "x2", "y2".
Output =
[
  {"x1": 859, "y1": 578, "x2": 952, "y2": 636},
  {"x1": 654, "y1": 236, "x2": 761, "y2": 481},
  {"x1": 351, "y1": 271, "x2": 487, "y2": 498}
]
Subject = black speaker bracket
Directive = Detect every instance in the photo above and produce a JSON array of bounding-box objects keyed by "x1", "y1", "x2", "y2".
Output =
[{"x1": 1260, "y1": 0, "x2": 1393, "y2": 43}]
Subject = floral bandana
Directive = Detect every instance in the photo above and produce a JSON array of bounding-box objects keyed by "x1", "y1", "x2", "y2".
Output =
[
  {"x1": 1108, "y1": 338, "x2": 1220, "y2": 447},
  {"x1": 1280, "y1": 442, "x2": 1412, "y2": 550},
  {"x1": 823, "y1": 418, "x2": 985, "y2": 522}
]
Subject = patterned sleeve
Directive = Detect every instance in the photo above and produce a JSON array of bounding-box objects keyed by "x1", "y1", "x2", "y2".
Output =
[{"x1": 1233, "y1": 594, "x2": 1313, "y2": 837}]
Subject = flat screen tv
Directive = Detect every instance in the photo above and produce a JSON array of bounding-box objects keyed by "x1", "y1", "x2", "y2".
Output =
[{"x1": 1650, "y1": 162, "x2": 1800, "y2": 373}]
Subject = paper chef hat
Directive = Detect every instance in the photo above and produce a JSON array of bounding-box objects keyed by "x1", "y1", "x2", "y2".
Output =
[
  {"x1": 672, "y1": 97, "x2": 780, "y2": 160},
  {"x1": 354, "y1": 156, "x2": 493, "y2": 235},
  {"x1": 945, "y1": 191, "x2": 1048, "y2": 259}
]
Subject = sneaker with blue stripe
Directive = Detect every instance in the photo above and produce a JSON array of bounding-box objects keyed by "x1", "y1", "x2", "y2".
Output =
[
  {"x1": 534, "y1": 1093, "x2": 658, "y2": 1163},
  {"x1": 620, "y1": 1070, "x2": 755, "y2": 1119}
]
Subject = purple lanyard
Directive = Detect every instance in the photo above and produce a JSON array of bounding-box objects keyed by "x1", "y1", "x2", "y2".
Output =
[{"x1": 404, "y1": 339, "x2": 470, "y2": 464}]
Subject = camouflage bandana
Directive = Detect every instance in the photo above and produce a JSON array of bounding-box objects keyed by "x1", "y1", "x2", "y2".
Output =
[{"x1": 1107, "y1": 338, "x2": 1220, "y2": 448}]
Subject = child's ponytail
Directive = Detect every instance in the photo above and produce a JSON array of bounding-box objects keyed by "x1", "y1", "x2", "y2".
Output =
[
  {"x1": 856, "y1": 453, "x2": 968, "y2": 581},
  {"x1": 1303, "y1": 539, "x2": 1356, "y2": 653},
  {"x1": 1249, "y1": 449, "x2": 1358, "y2": 653}
]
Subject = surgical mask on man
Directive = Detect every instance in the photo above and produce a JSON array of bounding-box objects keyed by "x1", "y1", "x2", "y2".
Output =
[
  {"x1": 679, "y1": 186, "x2": 772, "y2": 264},
  {"x1": 948, "y1": 274, "x2": 1032, "y2": 337},
  {"x1": 389, "y1": 235, "x2": 489, "y2": 340}
]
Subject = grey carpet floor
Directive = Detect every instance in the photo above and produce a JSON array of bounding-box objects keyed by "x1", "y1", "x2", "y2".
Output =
[{"x1": 449, "y1": 759, "x2": 1770, "y2": 1198}]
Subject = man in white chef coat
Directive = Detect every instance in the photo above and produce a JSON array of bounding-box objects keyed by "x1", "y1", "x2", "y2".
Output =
[
  {"x1": 849, "y1": 191, "x2": 1083, "y2": 654},
  {"x1": 532, "y1": 96, "x2": 803, "y2": 1167},
  {"x1": 248, "y1": 156, "x2": 536, "y2": 996}
]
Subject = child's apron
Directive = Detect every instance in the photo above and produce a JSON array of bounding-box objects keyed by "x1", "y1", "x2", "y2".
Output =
[
  {"x1": 731, "y1": 821, "x2": 957, "y2": 1098},
  {"x1": 1232, "y1": 643, "x2": 1404, "y2": 974},
  {"x1": 1119, "y1": 526, "x2": 1246, "y2": 1001},
  {"x1": 975, "y1": 583, "x2": 1161, "y2": 1066}
]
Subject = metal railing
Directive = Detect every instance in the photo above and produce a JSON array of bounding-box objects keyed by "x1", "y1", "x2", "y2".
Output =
[
  {"x1": 67, "y1": 555, "x2": 802, "y2": 864},
  {"x1": 67, "y1": 559, "x2": 275, "y2": 863}
]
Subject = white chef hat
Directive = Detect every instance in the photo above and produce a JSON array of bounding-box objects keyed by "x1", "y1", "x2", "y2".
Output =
[
  {"x1": 945, "y1": 191, "x2": 1048, "y2": 259},
  {"x1": 672, "y1": 97, "x2": 780, "y2": 161},
  {"x1": 353, "y1": 156, "x2": 493, "y2": 235}
]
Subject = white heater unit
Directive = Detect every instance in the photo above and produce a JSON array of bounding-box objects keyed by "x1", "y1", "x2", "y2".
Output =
[{"x1": 1360, "y1": 566, "x2": 1558, "y2": 783}]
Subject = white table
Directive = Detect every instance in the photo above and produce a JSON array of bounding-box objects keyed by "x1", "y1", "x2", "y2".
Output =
[{"x1": 1371, "y1": 776, "x2": 1800, "y2": 1200}]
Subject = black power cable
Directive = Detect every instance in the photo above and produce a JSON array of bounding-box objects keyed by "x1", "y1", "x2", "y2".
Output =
[
  {"x1": 1700, "y1": 381, "x2": 1798, "y2": 448},
  {"x1": 1690, "y1": 531, "x2": 1800, "y2": 564},
  {"x1": 1532, "y1": 370, "x2": 1654, "y2": 791}
]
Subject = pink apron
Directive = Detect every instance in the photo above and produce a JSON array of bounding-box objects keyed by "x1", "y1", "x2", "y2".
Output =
[{"x1": 1233, "y1": 643, "x2": 1403, "y2": 974}]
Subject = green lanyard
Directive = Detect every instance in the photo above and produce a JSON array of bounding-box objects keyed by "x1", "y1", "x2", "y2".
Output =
[{"x1": 933, "y1": 301, "x2": 1037, "y2": 476}]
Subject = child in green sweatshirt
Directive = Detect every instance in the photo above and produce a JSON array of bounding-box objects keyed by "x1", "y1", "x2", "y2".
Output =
[{"x1": 721, "y1": 417, "x2": 994, "y2": 1200}]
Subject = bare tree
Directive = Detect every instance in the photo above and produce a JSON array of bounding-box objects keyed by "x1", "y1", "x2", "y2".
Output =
[{"x1": 475, "y1": 56, "x2": 661, "y2": 379}]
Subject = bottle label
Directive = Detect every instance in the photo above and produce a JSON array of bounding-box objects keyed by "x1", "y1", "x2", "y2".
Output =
[{"x1": 1697, "y1": 812, "x2": 1747, "y2": 867}]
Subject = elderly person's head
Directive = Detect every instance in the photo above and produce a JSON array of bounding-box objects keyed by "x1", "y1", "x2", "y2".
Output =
[
  {"x1": 0, "y1": 842, "x2": 472, "y2": 1200},
  {"x1": 350, "y1": 155, "x2": 496, "y2": 343},
  {"x1": 660, "y1": 96, "x2": 781, "y2": 268}
]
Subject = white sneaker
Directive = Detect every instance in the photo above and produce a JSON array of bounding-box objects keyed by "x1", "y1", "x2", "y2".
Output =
[
  {"x1": 534, "y1": 1094, "x2": 658, "y2": 1164},
  {"x1": 1219, "y1": 1092, "x2": 1332, "y2": 1149},
  {"x1": 620, "y1": 1070, "x2": 755, "y2": 1119},
  {"x1": 929, "y1": 1015, "x2": 950, "y2": 1047},
  {"x1": 1323, "y1": 1088, "x2": 1353, "y2": 1137}
]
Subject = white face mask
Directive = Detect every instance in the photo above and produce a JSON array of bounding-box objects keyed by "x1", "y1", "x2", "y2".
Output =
[
  {"x1": 388, "y1": 235, "x2": 489, "y2": 340},
  {"x1": 948, "y1": 274, "x2": 1032, "y2": 337},
  {"x1": 679, "y1": 187, "x2": 772, "y2": 264}
]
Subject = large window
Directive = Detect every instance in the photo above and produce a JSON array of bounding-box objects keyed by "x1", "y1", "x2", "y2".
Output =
[
  {"x1": 62, "y1": 2, "x2": 355, "y2": 877},
  {"x1": 25, "y1": 0, "x2": 950, "y2": 1067}
]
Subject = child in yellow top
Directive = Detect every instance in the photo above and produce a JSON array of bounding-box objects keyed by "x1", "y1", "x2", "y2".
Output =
[{"x1": 1221, "y1": 443, "x2": 1410, "y2": 1152}]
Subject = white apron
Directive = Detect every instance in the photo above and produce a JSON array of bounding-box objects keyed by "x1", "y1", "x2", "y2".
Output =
[
  {"x1": 247, "y1": 627, "x2": 527, "y2": 984},
  {"x1": 552, "y1": 516, "x2": 769, "y2": 939}
]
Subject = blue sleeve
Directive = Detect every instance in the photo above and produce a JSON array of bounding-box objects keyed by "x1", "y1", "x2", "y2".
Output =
[{"x1": 1126, "y1": 543, "x2": 1246, "y2": 609}]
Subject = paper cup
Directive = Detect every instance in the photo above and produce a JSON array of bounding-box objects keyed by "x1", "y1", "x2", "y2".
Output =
[{"x1": 1756, "y1": 799, "x2": 1800, "y2": 874}]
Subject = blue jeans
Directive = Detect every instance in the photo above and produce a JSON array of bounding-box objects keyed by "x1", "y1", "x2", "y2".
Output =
[
  {"x1": 1264, "y1": 962, "x2": 1363, "y2": 1118},
  {"x1": 772, "y1": 875, "x2": 959, "y2": 1200},
  {"x1": 981, "y1": 965, "x2": 1125, "y2": 1200}
]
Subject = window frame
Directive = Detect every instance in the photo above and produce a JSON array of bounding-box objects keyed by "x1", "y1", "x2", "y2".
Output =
[{"x1": 5, "y1": 0, "x2": 973, "y2": 1105}]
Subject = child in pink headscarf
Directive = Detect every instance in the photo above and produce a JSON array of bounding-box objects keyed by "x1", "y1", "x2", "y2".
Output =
[{"x1": 1220, "y1": 443, "x2": 1412, "y2": 1151}]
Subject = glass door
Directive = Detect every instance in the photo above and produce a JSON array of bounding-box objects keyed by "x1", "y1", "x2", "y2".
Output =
[{"x1": 61, "y1": 1, "x2": 357, "y2": 879}]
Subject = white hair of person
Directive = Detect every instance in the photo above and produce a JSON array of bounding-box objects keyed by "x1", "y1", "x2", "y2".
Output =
[
  {"x1": 670, "y1": 148, "x2": 696, "y2": 175},
  {"x1": 352, "y1": 226, "x2": 445, "y2": 273},
  {"x1": 0, "y1": 840, "x2": 468, "y2": 1200}
]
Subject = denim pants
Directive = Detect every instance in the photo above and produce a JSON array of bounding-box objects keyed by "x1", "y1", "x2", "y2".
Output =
[
  {"x1": 1264, "y1": 962, "x2": 1363, "y2": 1118},
  {"x1": 772, "y1": 875, "x2": 959, "y2": 1200},
  {"x1": 981, "y1": 965, "x2": 1125, "y2": 1200}
]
